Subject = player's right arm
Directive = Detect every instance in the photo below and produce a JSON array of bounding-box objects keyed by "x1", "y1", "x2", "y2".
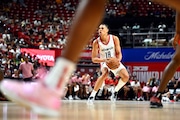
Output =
[{"x1": 91, "y1": 39, "x2": 106, "y2": 63}]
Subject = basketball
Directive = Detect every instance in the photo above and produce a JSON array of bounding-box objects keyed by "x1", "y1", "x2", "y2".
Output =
[{"x1": 106, "y1": 57, "x2": 120, "y2": 70}]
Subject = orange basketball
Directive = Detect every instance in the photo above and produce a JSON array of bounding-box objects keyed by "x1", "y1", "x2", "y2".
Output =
[{"x1": 106, "y1": 57, "x2": 120, "y2": 70}]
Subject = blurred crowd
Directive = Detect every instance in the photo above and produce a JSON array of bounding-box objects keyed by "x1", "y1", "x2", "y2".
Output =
[
  {"x1": 1, "y1": 50, "x2": 180, "y2": 102},
  {"x1": 0, "y1": 0, "x2": 176, "y2": 51},
  {"x1": 0, "y1": 0, "x2": 179, "y2": 102},
  {"x1": 62, "y1": 70, "x2": 180, "y2": 102}
]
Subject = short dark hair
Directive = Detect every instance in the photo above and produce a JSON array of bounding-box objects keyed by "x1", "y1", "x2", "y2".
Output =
[{"x1": 100, "y1": 24, "x2": 109, "y2": 29}]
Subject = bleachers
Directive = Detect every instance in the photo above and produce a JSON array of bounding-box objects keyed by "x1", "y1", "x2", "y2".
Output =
[
  {"x1": 8, "y1": 0, "x2": 174, "y2": 23},
  {"x1": 0, "y1": 0, "x2": 175, "y2": 49},
  {"x1": 8, "y1": 0, "x2": 78, "y2": 22}
]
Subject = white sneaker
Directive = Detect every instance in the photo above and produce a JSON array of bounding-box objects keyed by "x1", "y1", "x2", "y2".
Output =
[
  {"x1": 111, "y1": 92, "x2": 117, "y2": 102},
  {"x1": 74, "y1": 95, "x2": 80, "y2": 100},
  {"x1": 137, "y1": 97, "x2": 144, "y2": 101},
  {"x1": 87, "y1": 96, "x2": 94, "y2": 105},
  {"x1": 68, "y1": 95, "x2": 73, "y2": 100}
]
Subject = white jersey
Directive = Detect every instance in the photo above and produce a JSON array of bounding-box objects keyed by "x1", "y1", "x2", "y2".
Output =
[
  {"x1": 97, "y1": 34, "x2": 126, "y2": 76},
  {"x1": 97, "y1": 34, "x2": 116, "y2": 59}
]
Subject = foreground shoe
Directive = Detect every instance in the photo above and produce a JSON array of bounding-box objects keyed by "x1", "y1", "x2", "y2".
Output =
[
  {"x1": 0, "y1": 79, "x2": 61, "y2": 117},
  {"x1": 87, "y1": 96, "x2": 94, "y2": 105},
  {"x1": 150, "y1": 96, "x2": 163, "y2": 108}
]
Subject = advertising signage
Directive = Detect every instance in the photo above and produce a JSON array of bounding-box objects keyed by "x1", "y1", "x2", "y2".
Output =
[
  {"x1": 122, "y1": 48, "x2": 175, "y2": 62},
  {"x1": 122, "y1": 48, "x2": 180, "y2": 82},
  {"x1": 21, "y1": 48, "x2": 55, "y2": 66}
]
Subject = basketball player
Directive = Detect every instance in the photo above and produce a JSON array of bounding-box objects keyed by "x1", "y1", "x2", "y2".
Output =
[
  {"x1": 150, "y1": 12, "x2": 180, "y2": 108},
  {"x1": 87, "y1": 24, "x2": 129, "y2": 104},
  {"x1": 0, "y1": 0, "x2": 106, "y2": 117},
  {"x1": 149, "y1": 0, "x2": 180, "y2": 108},
  {"x1": 0, "y1": 0, "x2": 179, "y2": 116}
]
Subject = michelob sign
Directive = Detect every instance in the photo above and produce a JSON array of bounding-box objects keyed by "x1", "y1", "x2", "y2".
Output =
[{"x1": 122, "y1": 48, "x2": 180, "y2": 82}]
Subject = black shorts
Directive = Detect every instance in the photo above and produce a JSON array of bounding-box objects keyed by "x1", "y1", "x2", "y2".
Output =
[{"x1": 23, "y1": 77, "x2": 33, "y2": 82}]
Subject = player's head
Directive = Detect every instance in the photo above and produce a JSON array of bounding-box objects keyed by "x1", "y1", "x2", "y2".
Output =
[{"x1": 98, "y1": 24, "x2": 109, "y2": 36}]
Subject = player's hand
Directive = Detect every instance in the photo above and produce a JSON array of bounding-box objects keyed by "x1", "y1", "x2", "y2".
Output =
[
  {"x1": 104, "y1": 58, "x2": 109, "y2": 63},
  {"x1": 172, "y1": 33, "x2": 180, "y2": 50}
]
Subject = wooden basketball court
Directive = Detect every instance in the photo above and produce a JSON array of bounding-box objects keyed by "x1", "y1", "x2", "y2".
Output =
[{"x1": 0, "y1": 100, "x2": 179, "y2": 120}]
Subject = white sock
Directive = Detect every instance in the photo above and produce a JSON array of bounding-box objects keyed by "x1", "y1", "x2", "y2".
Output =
[
  {"x1": 44, "y1": 57, "x2": 76, "y2": 93},
  {"x1": 90, "y1": 90, "x2": 97, "y2": 97},
  {"x1": 114, "y1": 79, "x2": 126, "y2": 92}
]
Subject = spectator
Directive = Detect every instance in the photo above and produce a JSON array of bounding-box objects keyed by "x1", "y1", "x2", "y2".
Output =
[
  {"x1": 18, "y1": 56, "x2": 34, "y2": 82},
  {"x1": 2, "y1": 4, "x2": 10, "y2": 17},
  {"x1": 167, "y1": 76, "x2": 177, "y2": 93},
  {"x1": 158, "y1": 22, "x2": 167, "y2": 32},
  {"x1": 122, "y1": 23, "x2": 130, "y2": 31},
  {"x1": 132, "y1": 23, "x2": 140, "y2": 33},
  {"x1": 48, "y1": 38, "x2": 57, "y2": 49},
  {"x1": 58, "y1": 35, "x2": 67, "y2": 48},
  {"x1": 4, "y1": 68, "x2": 11, "y2": 78},
  {"x1": 39, "y1": 40, "x2": 48, "y2": 50},
  {"x1": 104, "y1": 75, "x2": 117, "y2": 100},
  {"x1": 67, "y1": 73, "x2": 79, "y2": 100},
  {"x1": 142, "y1": 77, "x2": 157, "y2": 100},
  {"x1": 142, "y1": 35, "x2": 153, "y2": 46},
  {"x1": 64, "y1": 0, "x2": 75, "y2": 11},
  {"x1": 81, "y1": 73, "x2": 92, "y2": 99},
  {"x1": 119, "y1": 81, "x2": 134, "y2": 100},
  {"x1": 130, "y1": 78, "x2": 144, "y2": 101},
  {"x1": 34, "y1": 6, "x2": 43, "y2": 15},
  {"x1": 12, "y1": 69, "x2": 21, "y2": 79},
  {"x1": 2, "y1": 30, "x2": 10, "y2": 42},
  {"x1": 0, "y1": 40, "x2": 7, "y2": 52},
  {"x1": 12, "y1": 0, "x2": 27, "y2": 7},
  {"x1": 161, "y1": 87, "x2": 171, "y2": 102}
]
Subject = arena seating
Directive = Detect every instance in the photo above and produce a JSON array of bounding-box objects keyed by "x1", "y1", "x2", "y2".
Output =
[{"x1": 7, "y1": 0, "x2": 174, "y2": 23}]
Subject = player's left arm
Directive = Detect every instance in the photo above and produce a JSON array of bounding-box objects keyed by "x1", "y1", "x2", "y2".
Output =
[{"x1": 113, "y1": 35, "x2": 122, "y2": 61}]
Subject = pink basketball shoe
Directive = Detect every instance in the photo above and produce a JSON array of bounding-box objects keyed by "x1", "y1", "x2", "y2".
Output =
[{"x1": 0, "y1": 79, "x2": 61, "y2": 117}]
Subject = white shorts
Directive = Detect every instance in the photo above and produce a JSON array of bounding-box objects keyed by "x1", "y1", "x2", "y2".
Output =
[{"x1": 100, "y1": 62, "x2": 126, "y2": 76}]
